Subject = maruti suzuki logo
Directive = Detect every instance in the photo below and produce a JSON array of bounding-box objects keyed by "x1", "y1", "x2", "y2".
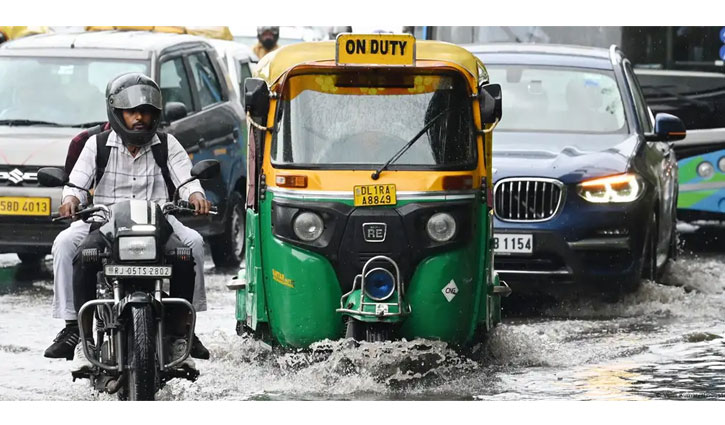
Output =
[
  {"x1": 362, "y1": 223, "x2": 387, "y2": 243},
  {"x1": 0, "y1": 168, "x2": 38, "y2": 185}
]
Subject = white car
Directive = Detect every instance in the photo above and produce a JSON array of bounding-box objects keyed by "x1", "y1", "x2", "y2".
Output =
[{"x1": 207, "y1": 39, "x2": 258, "y2": 106}]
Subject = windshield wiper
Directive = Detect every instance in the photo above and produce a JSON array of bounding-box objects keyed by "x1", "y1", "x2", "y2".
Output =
[
  {"x1": 0, "y1": 119, "x2": 64, "y2": 127},
  {"x1": 371, "y1": 108, "x2": 450, "y2": 180},
  {"x1": 70, "y1": 121, "x2": 108, "y2": 128}
]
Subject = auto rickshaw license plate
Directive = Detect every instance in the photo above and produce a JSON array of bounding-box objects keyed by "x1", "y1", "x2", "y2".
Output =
[
  {"x1": 354, "y1": 184, "x2": 397, "y2": 207},
  {"x1": 0, "y1": 197, "x2": 51, "y2": 216}
]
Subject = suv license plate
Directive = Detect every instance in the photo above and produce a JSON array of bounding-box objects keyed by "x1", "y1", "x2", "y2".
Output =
[
  {"x1": 104, "y1": 265, "x2": 172, "y2": 278},
  {"x1": 494, "y1": 234, "x2": 533, "y2": 254}
]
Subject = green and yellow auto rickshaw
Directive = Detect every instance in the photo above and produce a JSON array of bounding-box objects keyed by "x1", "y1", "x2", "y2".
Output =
[{"x1": 229, "y1": 33, "x2": 508, "y2": 347}]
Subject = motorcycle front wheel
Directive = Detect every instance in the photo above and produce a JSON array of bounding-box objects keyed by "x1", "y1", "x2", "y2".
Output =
[{"x1": 123, "y1": 305, "x2": 157, "y2": 401}]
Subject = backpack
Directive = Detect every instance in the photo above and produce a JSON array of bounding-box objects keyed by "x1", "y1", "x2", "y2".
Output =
[{"x1": 65, "y1": 123, "x2": 176, "y2": 200}]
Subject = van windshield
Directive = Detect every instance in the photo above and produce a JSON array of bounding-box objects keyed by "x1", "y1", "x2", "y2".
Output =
[
  {"x1": 0, "y1": 57, "x2": 148, "y2": 127},
  {"x1": 271, "y1": 71, "x2": 476, "y2": 170}
]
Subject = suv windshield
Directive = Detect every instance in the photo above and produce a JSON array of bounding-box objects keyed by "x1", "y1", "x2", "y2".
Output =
[
  {"x1": 272, "y1": 71, "x2": 476, "y2": 170},
  {"x1": 486, "y1": 65, "x2": 627, "y2": 134},
  {"x1": 0, "y1": 57, "x2": 148, "y2": 126}
]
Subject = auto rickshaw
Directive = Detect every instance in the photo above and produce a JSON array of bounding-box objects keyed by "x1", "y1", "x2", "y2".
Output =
[{"x1": 229, "y1": 33, "x2": 509, "y2": 348}]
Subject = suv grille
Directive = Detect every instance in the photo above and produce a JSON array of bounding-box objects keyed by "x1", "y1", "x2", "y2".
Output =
[{"x1": 494, "y1": 178, "x2": 563, "y2": 221}]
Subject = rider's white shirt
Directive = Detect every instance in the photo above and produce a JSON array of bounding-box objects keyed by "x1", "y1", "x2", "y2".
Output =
[{"x1": 62, "y1": 131, "x2": 204, "y2": 205}]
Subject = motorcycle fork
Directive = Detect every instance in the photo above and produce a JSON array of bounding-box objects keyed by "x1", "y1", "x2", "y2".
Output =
[{"x1": 155, "y1": 279, "x2": 166, "y2": 373}]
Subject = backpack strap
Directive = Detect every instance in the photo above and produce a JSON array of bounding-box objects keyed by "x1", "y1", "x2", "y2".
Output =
[
  {"x1": 150, "y1": 132, "x2": 176, "y2": 200},
  {"x1": 94, "y1": 130, "x2": 112, "y2": 189}
]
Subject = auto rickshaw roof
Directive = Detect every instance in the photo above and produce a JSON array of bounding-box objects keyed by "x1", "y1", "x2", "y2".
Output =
[{"x1": 254, "y1": 40, "x2": 486, "y2": 85}]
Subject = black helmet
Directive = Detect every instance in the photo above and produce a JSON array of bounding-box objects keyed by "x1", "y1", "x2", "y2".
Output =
[
  {"x1": 106, "y1": 72, "x2": 162, "y2": 147},
  {"x1": 0, "y1": 31, "x2": 7, "y2": 45}
]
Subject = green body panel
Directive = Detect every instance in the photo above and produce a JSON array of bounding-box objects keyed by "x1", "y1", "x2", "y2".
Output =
[
  {"x1": 398, "y1": 246, "x2": 481, "y2": 345},
  {"x1": 236, "y1": 192, "x2": 500, "y2": 348},
  {"x1": 678, "y1": 190, "x2": 718, "y2": 208}
]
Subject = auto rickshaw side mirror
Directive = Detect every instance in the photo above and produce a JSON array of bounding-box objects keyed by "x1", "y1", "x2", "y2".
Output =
[
  {"x1": 649, "y1": 113, "x2": 686, "y2": 142},
  {"x1": 479, "y1": 83, "x2": 503, "y2": 124},
  {"x1": 37, "y1": 167, "x2": 69, "y2": 187},
  {"x1": 244, "y1": 77, "x2": 270, "y2": 125}
]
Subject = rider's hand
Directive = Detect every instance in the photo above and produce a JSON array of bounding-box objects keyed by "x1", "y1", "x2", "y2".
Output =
[
  {"x1": 189, "y1": 192, "x2": 211, "y2": 215},
  {"x1": 59, "y1": 196, "x2": 81, "y2": 218}
]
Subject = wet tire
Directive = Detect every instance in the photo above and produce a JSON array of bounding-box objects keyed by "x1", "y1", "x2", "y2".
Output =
[
  {"x1": 17, "y1": 253, "x2": 46, "y2": 264},
  {"x1": 641, "y1": 212, "x2": 658, "y2": 283},
  {"x1": 123, "y1": 305, "x2": 157, "y2": 401},
  {"x1": 210, "y1": 191, "x2": 245, "y2": 269},
  {"x1": 346, "y1": 319, "x2": 391, "y2": 342}
]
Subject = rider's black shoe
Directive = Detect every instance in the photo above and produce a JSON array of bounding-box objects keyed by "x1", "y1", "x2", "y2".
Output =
[
  {"x1": 44, "y1": 326, "x2": 80, "y2": 360},
  {"x1": 190, "y1": 333, "x2": 210, "y2": 359}
]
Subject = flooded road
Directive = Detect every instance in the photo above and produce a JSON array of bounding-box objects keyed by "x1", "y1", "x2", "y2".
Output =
[{"x1": 1, "y1": 230, "x2": 724, "y2": 401}]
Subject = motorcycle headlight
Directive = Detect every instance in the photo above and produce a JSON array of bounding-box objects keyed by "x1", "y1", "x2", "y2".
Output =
[
  {"x1": 293, "y1": 211, "x2": 324, "y2": 242},
  {"x1": 426, "y1": 212, "x2": 456, "y2": 242},
  {"x1": 118, "y1": 236, "x2": 157, "y2": 261},
  {"x1": 577, "y1": 173, "x2": 644, "y2": 203},
  {"x1": 364, "y1": 268, "x2": 396, "y2": 301}
]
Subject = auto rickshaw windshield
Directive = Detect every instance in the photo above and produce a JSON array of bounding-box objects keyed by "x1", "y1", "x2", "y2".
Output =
[{"x1": 271, "y1": 70, "x2": 477, "y2": 170}]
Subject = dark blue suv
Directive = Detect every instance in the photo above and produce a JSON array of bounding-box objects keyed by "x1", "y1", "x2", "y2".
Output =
[{"x1": 468, "y1": 44, "x2": 686, "y2": 296}]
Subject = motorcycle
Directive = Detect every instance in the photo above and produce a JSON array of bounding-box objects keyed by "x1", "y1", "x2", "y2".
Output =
[{"x1": 38, "y1": 159, "x2": 219, "y2": 400}]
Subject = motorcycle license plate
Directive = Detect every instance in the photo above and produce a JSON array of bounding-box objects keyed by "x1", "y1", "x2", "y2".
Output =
[
  {"x1": 494, "y1": 234, "x2": 533, "y2": 254},
  {"x1": 0, "y1": 197, "x2": 51, "y2": 216},
  {"x1": 104, "y1": 265, "x2": 172, "y2": 278},
  {"x1": 353, "y1": 184, "x2": 396, "y2": 207}
]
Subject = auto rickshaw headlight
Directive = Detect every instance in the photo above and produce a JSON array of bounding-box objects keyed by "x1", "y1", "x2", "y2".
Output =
[
  {"x1": 293, "y1": 211, "x2": 324, "y2": 241},
  {"x1": 364, "y1": 268, "x2": 396, "y2": 301},
  {"x1": 426, "y1": 212, "x2": 457, "y2": 242}
]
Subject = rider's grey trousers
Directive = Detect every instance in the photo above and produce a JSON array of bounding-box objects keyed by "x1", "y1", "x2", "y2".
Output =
[{"x1": 51, "y1": 216, "x2": 207, "y2": 320}]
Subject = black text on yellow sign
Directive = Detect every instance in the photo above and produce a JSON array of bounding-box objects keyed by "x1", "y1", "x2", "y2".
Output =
[{"x1": 337, "y1": 34, "x2": 415, "y2": 66}]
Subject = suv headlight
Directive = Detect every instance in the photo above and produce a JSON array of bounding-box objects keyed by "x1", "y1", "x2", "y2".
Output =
[
  {"x1": 118, "y1": 236, "x2": 157, "y2": 261},
  {"x1": 577, "y1": 173, "x2": 644, "y2": 203},
  {"x1": 426, "y1": 212, "x2": 457, "y2": 242}
]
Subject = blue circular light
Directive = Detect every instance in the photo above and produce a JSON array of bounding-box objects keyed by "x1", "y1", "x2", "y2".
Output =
[{"x1": 364, "y1": 268, "x2": 396, "y2": 301}]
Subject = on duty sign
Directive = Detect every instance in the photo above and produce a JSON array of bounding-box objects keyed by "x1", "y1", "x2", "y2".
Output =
[{"x1": 336, "y1": 33, "x2": 415, "y2": 66}]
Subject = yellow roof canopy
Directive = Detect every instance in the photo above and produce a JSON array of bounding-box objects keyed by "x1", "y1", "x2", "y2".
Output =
[
  {"x1": 85, "y1": 26, "x2": 233, "y2": 40},
  {"x1": 254, "y1": 39, "x2": 487, "y2": 86},
  {"x1": 0, "y1": 26, "x2": 50, "y2": 41}
]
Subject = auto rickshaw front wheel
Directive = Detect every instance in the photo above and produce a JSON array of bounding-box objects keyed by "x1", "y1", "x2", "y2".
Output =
[{"x1": 345, "y1": 318, "x2": 392, "y2": 343}]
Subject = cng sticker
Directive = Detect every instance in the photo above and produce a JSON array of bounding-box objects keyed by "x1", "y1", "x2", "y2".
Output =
[
  {"x1": 272, "y1": 269, "x2": 294, "y2": 288},
  {"x1": 336, "y1": 33, "x2": 415, "y2": 66},
  {"x1": 442, "y1": 279, "x2": 458, "y2": 302}
]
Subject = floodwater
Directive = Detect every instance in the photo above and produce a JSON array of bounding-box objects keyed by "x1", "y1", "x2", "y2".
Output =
[{"x1": 1, "y1": 228, "x2": 724, "y2": 400}]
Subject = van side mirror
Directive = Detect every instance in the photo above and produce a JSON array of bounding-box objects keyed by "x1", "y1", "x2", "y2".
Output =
[
  {"x1": 191, "y1": 159, "x2": 221, "y2": 180},
  {"x1": 37, "y1": 167, "x2": 69, "y2": 187},
  {"x1": 479, "y1": 83, "x2": 502, "y2": 124},
  {"x1": 165, "y1": 102, "x2": 188, "y2": 123},
  {"x1": 651, "y1": 113, "x2": 686, "y2": 142},
  {"x1": 244, "y1": 77, "x2": 270, "y2": 125}
]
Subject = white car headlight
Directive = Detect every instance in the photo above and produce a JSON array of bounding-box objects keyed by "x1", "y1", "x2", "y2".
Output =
[
  {"x1": 118, "y1": 236, "x2": 157, "y2": 261},
  {"x1": 293, "y1": 211, "x2": 324, "y2": 242},
  {"x1": 577, "y1": 173, "x2": 644, "y2": 203},
  {"x1": 426, "y1": 212, "x2": 457, "y2": 242}
]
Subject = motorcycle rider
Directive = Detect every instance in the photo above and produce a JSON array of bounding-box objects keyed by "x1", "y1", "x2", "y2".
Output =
[
  {"x1": 44, "y1": 73, "x2": 210, "y2": 369},
  {"x1": 252, "y1": 26, "x2": 280, "y2": 59}
]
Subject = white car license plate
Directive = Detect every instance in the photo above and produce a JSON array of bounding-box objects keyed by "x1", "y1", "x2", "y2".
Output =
[
  {"x1": 104, "y1": 265, "x2": 172, "y2": 278},
  {"x1": 494, "y1": 234, "x2": 533, "y2": 254}
]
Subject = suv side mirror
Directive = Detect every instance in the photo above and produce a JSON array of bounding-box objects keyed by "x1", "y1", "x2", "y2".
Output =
[
  {"x1": 479, "y1": 83, "x2": 502, "y2": 124},
  {"x1": 244, "y1": 77, "x2": 270, "y2": 124},
  {"x1": 191, "y1": 159, "x2": 221, "y2": 180},
  {"x1": 37, "y1": 167, "x2": 69, "y2": 187},
  {"x1": 651, "y1": 113, "x2": 686, "y2": 142},
  {"x1": 165, "y1": 102, "x2": 188, "y2": 123}
]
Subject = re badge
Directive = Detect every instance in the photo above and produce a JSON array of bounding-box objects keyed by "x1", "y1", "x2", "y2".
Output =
[{"x1": 442, "y1": 279, "x2": 458, "y2": 302}]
